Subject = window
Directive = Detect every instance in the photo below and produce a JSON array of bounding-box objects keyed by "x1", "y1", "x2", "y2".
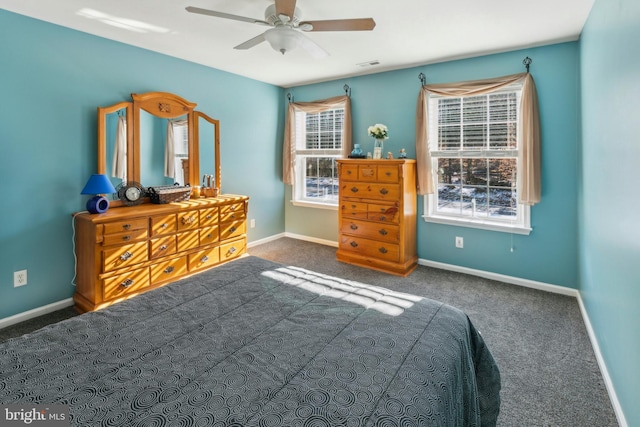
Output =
[
  {"x1": 424, "y1": 84, "x2": 531, "y2": 234},
  {"x1": 292, "y1": 108, "x2": 345, "y2": 207}
]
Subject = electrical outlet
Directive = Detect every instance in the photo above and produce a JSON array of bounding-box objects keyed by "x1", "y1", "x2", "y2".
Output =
[
  {"x1": 250, "y1": 219, "x2": 256, "y2": 228},
  {"x1": 455, "y1": 236, "x2": 464, "y2": 249},
  {"x1": 14, "y1": 270, "x2": 27, "y2": 287}
]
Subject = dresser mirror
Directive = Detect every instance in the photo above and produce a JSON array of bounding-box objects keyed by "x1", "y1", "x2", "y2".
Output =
[{"x1": 97, "y1": 91, "x2": 220, "y2": 199}]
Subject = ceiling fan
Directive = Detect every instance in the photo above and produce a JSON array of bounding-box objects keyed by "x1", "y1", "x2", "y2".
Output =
[{"x1": 186, "y1": 0, "x2": 376, "y2": 58}]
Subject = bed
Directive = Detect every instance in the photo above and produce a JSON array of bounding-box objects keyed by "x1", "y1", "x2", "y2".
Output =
[{"x1": 0, "y1": 256, "x2": 501, "y2": 426}]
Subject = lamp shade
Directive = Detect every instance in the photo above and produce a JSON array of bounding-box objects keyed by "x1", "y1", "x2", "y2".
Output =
[
  {"x1": 81, "y1": 174, "x2": 116, "y2": 195},
  {"x1": 264, "y1": 27, "x2": 299, "y2": 55},
  {"x1": 81, "y1": 174, "x2": 116, "y2": 214}
]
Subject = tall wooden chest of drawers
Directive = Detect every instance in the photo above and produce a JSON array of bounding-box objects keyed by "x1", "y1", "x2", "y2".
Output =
[
  {"x1": 73, "y1": 195, "x2": 248, "y2": 312},
  {"x1": 336, "y1": 159, "x2": 417, "y2": 276}
]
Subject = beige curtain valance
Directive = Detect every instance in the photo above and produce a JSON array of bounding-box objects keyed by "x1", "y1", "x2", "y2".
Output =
[
  {"x1": 283, "y1": 95, "x2": 352, "y2": 185},
  {"x1": 416, "y1": 72, "x2": 541, "y2": 205}
]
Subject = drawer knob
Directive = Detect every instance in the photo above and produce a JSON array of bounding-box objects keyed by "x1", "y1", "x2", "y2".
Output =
[
  {"x1": 182, "y1": 216, "x2": 196, "y2": 225},
  {"x1": 350, "y1": 224, "x2": 358, "y2": 230},
  {"x1": 120, "y1": 251, "x2": 132, "y2": 261},
  {"x1": 379, "y1": 229, "x2": 388, "y2": 236},
  {"x1": 164, "y1": 266, "x2": 175, "y2": 274},
  {"x1": 229, "y1": 226, "x2": 237, "y2": 233},
  {"x1": 350, "y1": 187, "x2": 359, "y2": 193},
  {"x1": 379, "y1": 188, "x2": 389, "y2": 195},
  {"x1": 122, "y1": 224, "x2": 131, "y2": 230},
  {"x1": 201, "y1": 255, "x2": 209, "y2": 263},
  {"x1": 206, "y1": 234, "x2": 213, "y2": 239},
  {"x1": 159, "y1": 245, "x2": 168, "y2": 251},
  {"x1": 122, "y1": 235, "x2": 131, "y2": 241},
  {"x1": 161, "y1": 223, "x2": 168, "y2": 228},
  {"x1": 350, "y1": 241, "x2": 358, "y2": 248},
  {"x1": 227, "y1": 247, "x2": 237, "y2": 256},
  {"x1": 206, "y1": 215, "x2": 213, "y2": 220},
  {"x1": 230, "y1": 214, "x2": 236, "y2": 219},
  {"x1": 121, "y1": 279, "x2": 134, "y2": 288},
  {"x1": 385, "y1": 172, "x2": 391, "y2": 176},
  {"x1": 379, "y1": 216, "x2": 387, "y2": 221},
  {"x1": 379, "y1": 247, "x2": 388, "y2": 254}
]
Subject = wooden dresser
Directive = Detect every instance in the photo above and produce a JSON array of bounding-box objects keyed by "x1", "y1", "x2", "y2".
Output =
[
  {"x1": 336, "y1": 159, "x2": 417, "y2": 276},
  {"x1": 73, "y1": 195, "x2": 249, "y2": 312}
]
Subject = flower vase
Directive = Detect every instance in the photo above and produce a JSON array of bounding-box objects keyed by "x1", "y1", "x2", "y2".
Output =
[{"x1": 373, "y1": 139, "x2": 384, "y2": 159}]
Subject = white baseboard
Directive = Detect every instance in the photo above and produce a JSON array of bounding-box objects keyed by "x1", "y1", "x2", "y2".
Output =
[
  {"x1": 576, "y1": 295, "x2": 628, "y2": 427},
  {"x1": 283, "y1": 232, "x2": 338, "y2": 248},
  {"x1": 418, "y1": 258, "x2": 579, "y2": 297},
  {"x1": 0, "y1": 298, "x2": 74, "y2": 330},
  {"x1": 247, "y1": 232, "x2": 286, "y2": 248}
]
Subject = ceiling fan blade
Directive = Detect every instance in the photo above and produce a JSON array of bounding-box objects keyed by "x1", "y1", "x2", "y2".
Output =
[
  {"x1": 186, "y1": 6, "x2": 269, "y2": 26},
  {"x1": 234, "y1": 33, "x2": 267, "y2": 50},
  {"x1": 300, "y1": 18, "x2": 376, "y2": 32},
  {"x1": 296, "y1": 32, "x2": 329, "y2": 59},
  {"x1": 275, "y1": 0, "x2": 297, "y2": 20}
]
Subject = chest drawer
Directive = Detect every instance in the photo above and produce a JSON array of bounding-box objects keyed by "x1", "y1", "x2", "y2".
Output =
[
  {"x1": 177, "y1": 210, "x2": 199, "y2": 231},
  {"x1": 150, "y1": 256, "x2": 187, "y2": 285},
  {"x1": 103, "y1": 218, "x2": 147, "y2": 235},
  {"x1": 340, "y1": 218, "x2": 400, "y2": 243},
  {"x1": 102, "y1": 229, "x2": 148, "y2": 246},
  {"x1": 200, "y1": 208, "x2": 219, "y2": 227},
  {"x1": 150, "y1": 214, "x2": 177, "y2": 236},
  {"x1": 103, "y1": 268, "x2": 150, "y2": 301},
  {"x1": 150, "y1": 235, "x2": 177, "y2": 259},
  {"x1": 103, "y1": 241, "x2": 148, "y2": 273},
  {"x1": 339, "y1": 235, "x2": 400, "y2": 262},
  {"x1": 377, "y1": 165, "x2": 400, "y2": 183},
  {"x1": 341, "y1": 182, "x2": 400, "y2": 201}
]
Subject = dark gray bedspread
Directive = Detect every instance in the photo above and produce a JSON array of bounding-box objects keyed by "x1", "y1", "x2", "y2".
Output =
[{"x1": 0, "y1": 256, "x2": 500, "y2": 426}]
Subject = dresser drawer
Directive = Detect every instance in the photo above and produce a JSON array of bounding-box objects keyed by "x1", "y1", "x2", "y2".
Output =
[
  {"x1": 103, "y1": 218, "x2": 147, "y2": 235},
  {"x1": 367, "y1": 203, "x2": 400, "y2": 223},
  {"x1": 199, "y1": 208, "x2": 219, "y2": 227},
  {"x1": 200, "y1": 226, "x2": 219, "y2": 246},
  {"x1": 377, "y1": 165, "x2": 400, "y2": 183},
  {"x1": 339, "y1": 163, "x2": 359, "y2": 180},
  {"x1": 103, "y1": 241, "x2": 148, "y2": 273},
  {"x1": 150, "y1": 256, "x2": 187, "y2": 285},
  {"x1": 177, "y1": 230, "x2": 200, "y2": 252},
  {"x1": 150, "y1": 235, "x2": 177, "y2": 259},
  {"x1": 340, "y1": 201, "x2": 368, "y2": 220},
  {"x1": 188, "y1": 247, "x2": 220, "y2": 272},
  {"x1": 358, "y1": 165, "x2": 377, "y2": 181},
  {"x1": 220, "y1": 220, "x2": 246, "y2": 241},
  {"x1": 177, "y1": 210, "x2": 199, "y2": 231},
  {"x1": 220, "y1": 238, "x2": 246, "y2": 262},
  {"x1": 341, "y1": 182, "x2": 400, "y2": 201},
  {"x1": 340, "y1": 218, "x2": 400, "y2": 243},
  {"x1": 102, "y1": 229, "x2": 148, "y2": 246},
  {"x1": 220, "y1": 208, "x2": 246, "y2": 223},
  {"x1": 339, "y1": 235, "x2": 400, "y2": 263},
  {"x1": 103, "y1": 268, "x2": 150, "y2": 301},
  {"x1": 150, "y1": 214, "x2": 177, "y2": 236},
  {"x1": 220, "y1": 202, "x2": 245, "y2": 217}
]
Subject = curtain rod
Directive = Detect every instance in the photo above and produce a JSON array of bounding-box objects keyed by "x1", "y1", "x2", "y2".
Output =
[{"x1": 286, "y1": 84, "x2": 350, "y2": 103}]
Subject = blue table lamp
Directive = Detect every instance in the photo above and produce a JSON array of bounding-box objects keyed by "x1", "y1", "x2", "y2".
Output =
[{"x1": 81, "y1": 174, "x2": 116, "y2": 214}]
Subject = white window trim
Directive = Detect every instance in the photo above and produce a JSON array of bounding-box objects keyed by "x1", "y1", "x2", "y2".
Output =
[{"x1": 422, "y1": 85, "x2": 532, "y2": 235}]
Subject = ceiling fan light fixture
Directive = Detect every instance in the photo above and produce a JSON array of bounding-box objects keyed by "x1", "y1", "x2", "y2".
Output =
[{"x1": 264, "y1": 27, "x2": 299, "y2": 55}]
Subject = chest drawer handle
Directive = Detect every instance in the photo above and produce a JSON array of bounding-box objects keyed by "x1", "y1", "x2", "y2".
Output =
[
  {"x1": 350, "y1": 241, "x2": 358, "y2": 248},
  {"x1": 379, "y1": 216, "x2": 387, "y2": 221},
  {"x1": 230, "y1": 214, "x2": 237, "y2": 219},
  {"x1": 385, "y1": 172, "x2": 391, "y2": 176},
  {"x1": 379, "y1": 229, "x2": 388, "y2": 236},
  {"x1": 229, "y1": 226, "x2": 237, "y2": 233},
  {"x1": 122, "y1": 235, "x2": 131, "y2": 241},
  {"x1": 181, "y1": 216, "x2": 196, "y2": 225},
  {"x1": 206, "y1": 215, "x2": 213, "y2": 220},
  {"x1": 379, "y1": 188, "x2": 389, "y2": 195},
  {"x1": 164, "y1": 266, "x2": 175, "y2": 274},
  {"x1": 201, "y1": 255, "x2": 210, "y2": 263},
  {"x1": 226, "y1": 247, "x2": 237, "y2": 256},
  {"x1": 206, "y1": 233, "x2": 213, "y2": 239},
  {"x1": 159, "y1": 245, "x2": 168, "y2": 251},
  {"x1": 120, "y1": 251, "x2": 133, "y2": 261},
  {"x1": 161, "y1": 223, "x2": 168, "y2": 229},
  {"x1": 350, "y1": 187, "x2": 359, "y2": 193},
  {"x1": 350, "y1": 224, "x2": 358, "y2": 230},
  {"x1": 121, "y1": 279, "x2": 134, "y2": 288},
  {"x1": 379, "y1": 247, "x2": 388, "y2": 254},
  {"x1": 122, "y1": 224, "x2": 131, "y2": 230}
]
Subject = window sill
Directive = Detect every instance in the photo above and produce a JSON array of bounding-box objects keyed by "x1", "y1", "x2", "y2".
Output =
[
  {"x1": 291, "y1": 200, "x2": 338, "y2": 211},
  {"x1": 422, "y1": 215, "x2": 532, "y2": 235}
]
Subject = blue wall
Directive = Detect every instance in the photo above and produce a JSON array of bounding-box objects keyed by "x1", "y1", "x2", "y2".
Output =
[
  {"x1": 287, "y1": 43, "x2": 580, "y2": 288},
  {"x1": 580, "y1": 0, "x2": 640, "y2": 424},
  {"x1": 0, "y1": 10, "x2": 285, "y2": 319}
]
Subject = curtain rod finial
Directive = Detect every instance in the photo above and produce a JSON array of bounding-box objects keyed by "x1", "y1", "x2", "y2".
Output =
[
  {"x1": 287, "y1": 92, "x2": 293, "y2": 103},
  {"x1": 523, "y1": 57, "x2": 532, "y2": 73},
  {"x1": 343, "y1": 84, "x2": 351, "y2": 97},
  {"x1": 418, "y1": 72, "x2": 427, "y2": 85}
]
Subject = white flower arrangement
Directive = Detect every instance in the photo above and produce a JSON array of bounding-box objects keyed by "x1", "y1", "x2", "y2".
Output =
[{"x1": 368, "y1": 123, "x2": 389, "y2": 140}]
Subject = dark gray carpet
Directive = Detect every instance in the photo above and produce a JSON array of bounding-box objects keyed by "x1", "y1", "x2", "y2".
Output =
[{"x1": 0, "y1": 237, "x2": 618, "y2": 426}]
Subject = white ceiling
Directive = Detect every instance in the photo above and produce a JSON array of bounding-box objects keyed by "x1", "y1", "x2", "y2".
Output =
[{"x1": 0, "y1": 0, "x2": 594, "y2": 88}]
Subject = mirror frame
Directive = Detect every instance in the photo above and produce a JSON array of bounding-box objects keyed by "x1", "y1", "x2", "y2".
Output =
[{"x1": 97, "y1": 91, "x2": 221, "y2": 198}]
